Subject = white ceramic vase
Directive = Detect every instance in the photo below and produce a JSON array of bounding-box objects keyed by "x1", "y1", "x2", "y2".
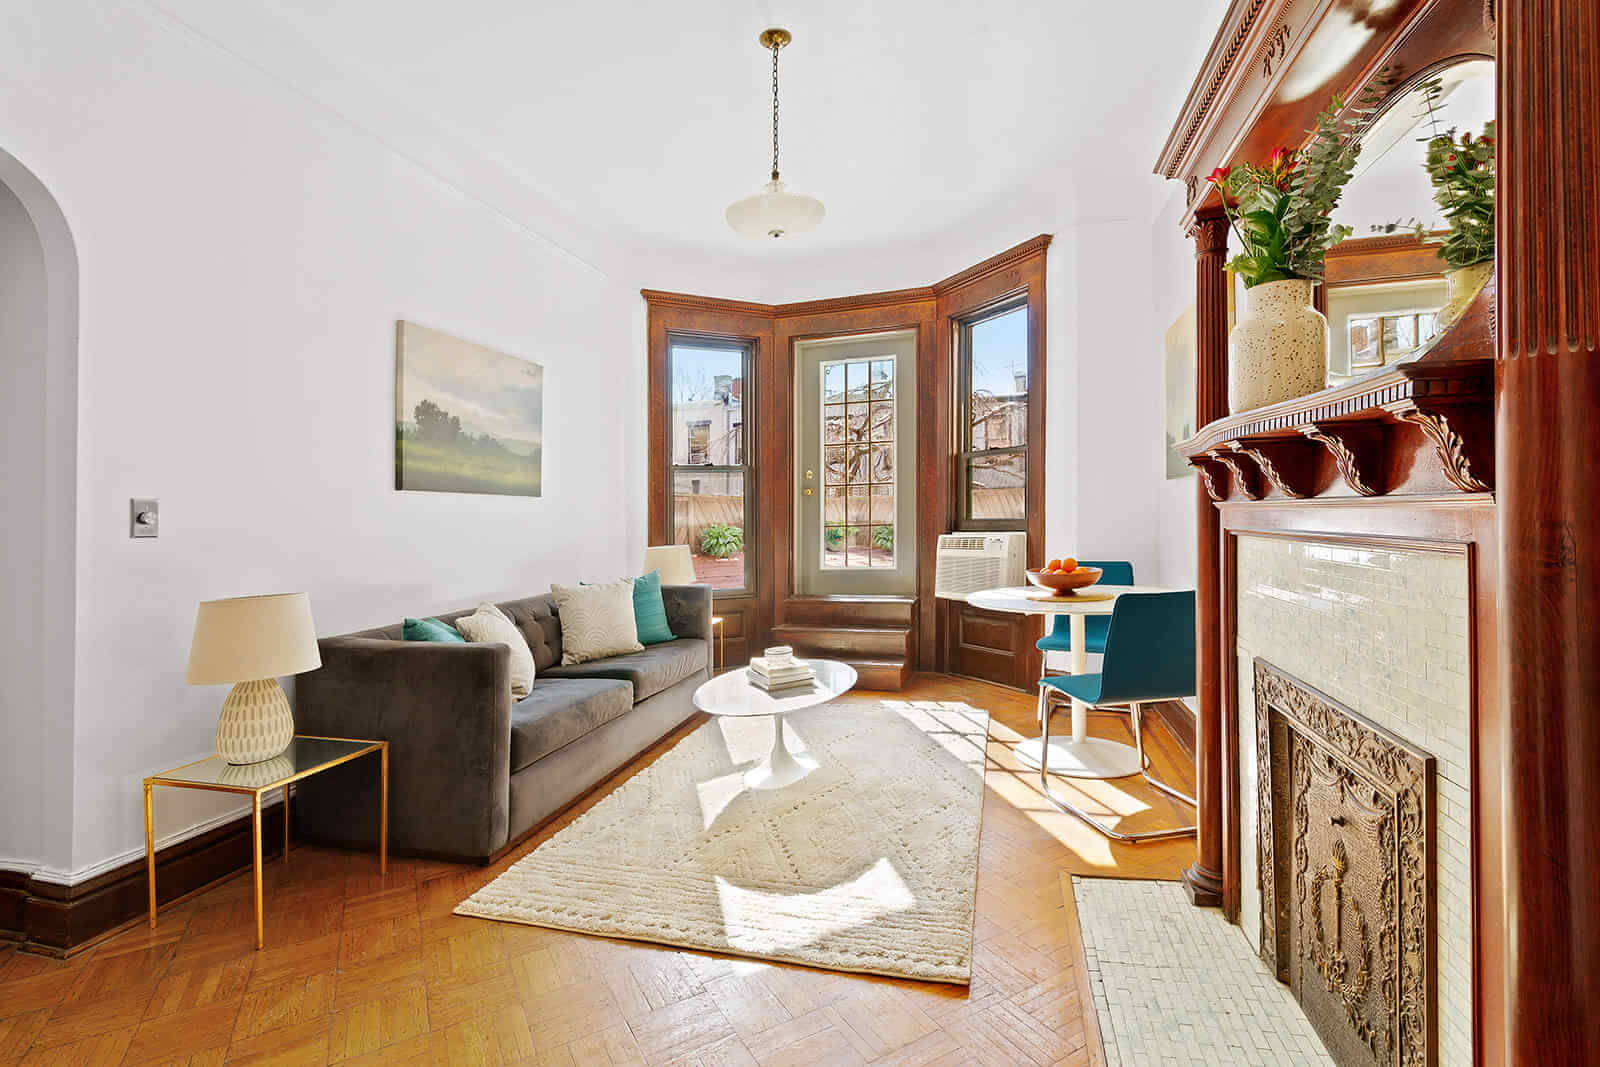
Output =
[
  {"x1": 1434, "y1": 260, "x2": 1493, "y2": 332},
  {"x1": 1228, "y1": 278, "x2": 1329, "y2": 414}
]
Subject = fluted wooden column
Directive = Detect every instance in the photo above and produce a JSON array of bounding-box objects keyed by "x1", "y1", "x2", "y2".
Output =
[
  {"x1": 1497, "y1": 1, "x2": 1600, "y2": 1062},
  {"x1": 1183, "y1": 209, "x2": 1228, "y2": 909}
]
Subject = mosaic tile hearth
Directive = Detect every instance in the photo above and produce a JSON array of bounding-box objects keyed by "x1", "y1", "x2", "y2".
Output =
[{"x1": 1074, "y1": 877, "x2": 1332, "y2": 1066}]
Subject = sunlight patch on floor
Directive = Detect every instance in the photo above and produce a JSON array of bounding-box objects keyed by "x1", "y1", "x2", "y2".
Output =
[{"x1": 714, "y1": 857, "x2": 915, "y2": 953}]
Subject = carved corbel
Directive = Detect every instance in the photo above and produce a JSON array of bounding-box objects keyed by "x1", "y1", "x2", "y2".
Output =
[
  {"x1": 1187, "y1": 456, "x2": 1226, "y2": 502},
  {"x1": 1208, "y1": 448, "x2": 1261, "y2": 500},
  {"x1": 1224, "y1": 439, "x2": 1314, "y2": 498},
  {"x1": 1390, "y1": 402, "x2": 1492, "y2": 493},
  {"x1": 1298, "y1": 423, "x2": 1384, "y2": 497}
]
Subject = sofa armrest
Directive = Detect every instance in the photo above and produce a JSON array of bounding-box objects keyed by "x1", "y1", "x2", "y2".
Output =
[
  {"x1": 661, "y1": 584, "x2": 714, "y2": 671},
  {"x1": 293, "y1": 637, "x2": 512, "y2": 861}
]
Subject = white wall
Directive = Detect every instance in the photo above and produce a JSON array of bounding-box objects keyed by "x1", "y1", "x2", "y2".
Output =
[
  {"x1": 1151, "y1": 187, "x2": 1200, "y2": 590},
  {"x1": 0, "y1": 181, "x2": 50, "y2": 871},
  {"x1": 1, "y1": 0, "x2": 640, "y2": 881}
]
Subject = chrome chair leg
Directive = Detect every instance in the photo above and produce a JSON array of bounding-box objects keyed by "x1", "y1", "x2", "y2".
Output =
[
  {"x1": 1036, "y1": 691, "x2": 1197, "y2": 843},
  {"x1": 1131, "y1": 704, "x2": 1198, "y2": 808}
]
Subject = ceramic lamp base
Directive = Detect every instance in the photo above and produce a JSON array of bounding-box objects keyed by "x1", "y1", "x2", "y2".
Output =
[{"x1": 216, "y1": 678, "x2": 295, "y2": 765}]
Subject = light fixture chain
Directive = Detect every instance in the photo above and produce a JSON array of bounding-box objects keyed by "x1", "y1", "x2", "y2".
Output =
[{"x1": 770, "y1": 41, "x2": 780, "y2": 181}]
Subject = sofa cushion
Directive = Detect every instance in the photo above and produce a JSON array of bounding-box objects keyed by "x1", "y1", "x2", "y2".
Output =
[
  {"x1": 541, "y1": 638, "x2": 708, "y2": 702},
  {"x1": 509, "y1": 677, "x2": 634, "y2": 773}
]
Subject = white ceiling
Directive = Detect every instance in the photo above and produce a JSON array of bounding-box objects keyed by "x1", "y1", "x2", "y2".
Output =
[{"x1": 154, "y1": 0, "x2": 1230, "y2": 271}]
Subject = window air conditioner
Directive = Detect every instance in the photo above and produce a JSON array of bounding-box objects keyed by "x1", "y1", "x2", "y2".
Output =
[{"x1": 934, "y1": 532, "x2": 1027, "y2": 600}]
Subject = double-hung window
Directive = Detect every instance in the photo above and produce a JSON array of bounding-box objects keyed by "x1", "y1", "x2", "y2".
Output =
[
  {"x1": 668, "y1": 335, "x2": 752, "y2": 591},
  {"x1": 956, "y1": 300, "x2": 1030, "y2": 527}
]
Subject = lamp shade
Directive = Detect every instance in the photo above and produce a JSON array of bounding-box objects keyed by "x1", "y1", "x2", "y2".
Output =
[
  {"x1": 725, "y1": 180, "x2": 825, "y2": 239},
  {"x1": 186, "y1": 593, "x2": 321, "y2": 685},
  {"x1": 642, "y1": 545, "x2": 698, "y2": 586}
]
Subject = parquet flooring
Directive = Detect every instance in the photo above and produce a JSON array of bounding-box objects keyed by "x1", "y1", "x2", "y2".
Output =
[{"x1": 0, "y1": 674, "x2": 1195, "y2": 1065}]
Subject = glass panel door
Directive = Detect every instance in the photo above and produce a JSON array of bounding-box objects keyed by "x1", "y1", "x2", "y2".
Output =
[{"x1": 796, "y1": 332, "x2": 916, "y2": 594}]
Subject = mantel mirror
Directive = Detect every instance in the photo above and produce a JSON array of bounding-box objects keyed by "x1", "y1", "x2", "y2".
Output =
[{"x1": 1324, "y1": 57, "x2": 1495, "y2": 384}]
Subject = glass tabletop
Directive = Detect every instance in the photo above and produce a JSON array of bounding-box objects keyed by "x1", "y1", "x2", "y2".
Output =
[{"x1": 147, "y1": 736, "x2": 382, "y2": 793}]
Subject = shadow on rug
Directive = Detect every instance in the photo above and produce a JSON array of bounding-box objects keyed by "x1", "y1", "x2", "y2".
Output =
[{"x1": 456, "y1": 700, "x2": 989, "y2": 984}]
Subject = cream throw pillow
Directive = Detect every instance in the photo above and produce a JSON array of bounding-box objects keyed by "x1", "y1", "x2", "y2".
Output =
[
  {"x1": 552, "y1": 579, "x2": 642, "y2": 665},
  {"x1": 456, "y1": 602, "x2": 535, "y2": 699}
]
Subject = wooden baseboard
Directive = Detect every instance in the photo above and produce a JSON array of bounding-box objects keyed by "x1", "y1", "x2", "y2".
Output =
[
  {"x1": 1150, "y1": 700, "x2": 1196, "y2": 759},
  {"x1": 0, "y1": 803, "x2": 286, "y2": 957}
]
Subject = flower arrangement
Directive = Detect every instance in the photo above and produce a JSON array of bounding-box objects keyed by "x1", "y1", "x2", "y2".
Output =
[
  {"x1": 1416, "y1": 79, "x2": 1496, "y2": 269},
  {"x1": 1207, "y1": 91, "x2": 1378, "y2": 288}
]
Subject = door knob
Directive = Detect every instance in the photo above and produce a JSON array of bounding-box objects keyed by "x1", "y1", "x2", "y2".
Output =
[{"x1": 803, "y1": 488, "x2": 814, "y2": 496}]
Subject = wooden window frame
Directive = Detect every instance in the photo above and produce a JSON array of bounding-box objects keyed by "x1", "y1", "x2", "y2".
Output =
[
  {"x1": 954, "y1": 295, "x2": 1033, "y2": 532},
  {"x1": 665, "y1": 331, "x2": 755, "y2": 598}
]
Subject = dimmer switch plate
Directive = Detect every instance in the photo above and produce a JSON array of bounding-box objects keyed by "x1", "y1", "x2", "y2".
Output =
[{"x1": 130, "y1": 498, "x2": 159, "y2": 538}]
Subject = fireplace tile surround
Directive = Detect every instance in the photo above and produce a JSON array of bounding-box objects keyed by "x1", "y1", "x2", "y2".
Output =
[{"x1": 1235, "y1": 535, "x2": 1472, "y2": 1066}]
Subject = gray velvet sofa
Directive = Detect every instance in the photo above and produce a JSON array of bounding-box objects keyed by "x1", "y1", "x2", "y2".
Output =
[{"x1": 291, "y1": 585, "x2": 711, "y2": 863}]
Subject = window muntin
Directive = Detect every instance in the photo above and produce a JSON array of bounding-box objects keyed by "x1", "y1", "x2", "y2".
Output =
[
  {"x1": 958, "y1": 302, "x2": 1029, "y2": 526},
  {"x1": 821, "y1": 356, "x2": 896, "y2": 568},
  {"x1": 668, "y1": 338, "x2": 750, "y2": 591}
]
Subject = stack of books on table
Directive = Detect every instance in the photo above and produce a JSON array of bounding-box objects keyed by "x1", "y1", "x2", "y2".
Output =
[{"x1": 747, "y1": 647, "x2": 817, "y2": 692}]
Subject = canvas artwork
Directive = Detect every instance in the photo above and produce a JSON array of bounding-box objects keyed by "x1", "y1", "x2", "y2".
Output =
[
  {"x1": 395, "y1": 321, "x2": 543, "y2": 497},
  {"x1": 1163, "y1": 304, "x2": 1197, "y2": 479}
]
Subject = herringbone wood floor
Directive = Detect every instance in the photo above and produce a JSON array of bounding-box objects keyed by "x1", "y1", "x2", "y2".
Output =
[{"x1": 0, "y1": 674, "x2": 1195, "y2": 1066}]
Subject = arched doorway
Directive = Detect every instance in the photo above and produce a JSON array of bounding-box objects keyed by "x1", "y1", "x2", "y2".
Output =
[{"x1": 0, "y1": 149, "x2": 78, "y2": 875}]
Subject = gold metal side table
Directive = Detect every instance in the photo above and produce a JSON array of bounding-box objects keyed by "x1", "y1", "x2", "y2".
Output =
[{"x1": 143, "y1": 735, "x2": 387, "y2": 949}]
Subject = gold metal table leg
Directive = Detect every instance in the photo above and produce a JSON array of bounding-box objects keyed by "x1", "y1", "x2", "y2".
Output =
[
  {"x1": 283, "y1": 784, "x2": 290, "y2": 864},
  {"x1": 379, "y1": 743, "x2": 389, "y2": 876},
  {"x1": 251, "y1": 792, "x2": 264, "y2": 950},
  {"x1": 144, "y1": 781, "x2": 156, "y2": 928}
]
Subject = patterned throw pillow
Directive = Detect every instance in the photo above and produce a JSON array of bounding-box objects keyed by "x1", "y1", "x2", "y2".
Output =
[
  {"x1": 455, "y1": 602, "x2": 536, "y2": 699},
  {"x1": 551, "y1": 579, "x2": 643, "y2": 665}
]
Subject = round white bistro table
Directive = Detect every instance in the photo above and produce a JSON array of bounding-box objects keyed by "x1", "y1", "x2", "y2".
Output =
[
  {"x1": 966, "y1": 584, "x2": 1174, "y2": 779},
  {"x1": 692, "y1": 659, "x2": 858, "y2": 789}
]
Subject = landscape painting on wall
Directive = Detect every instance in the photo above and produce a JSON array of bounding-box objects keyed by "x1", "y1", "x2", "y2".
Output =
[{"x1": 395, "y1": 321, "x2": 543, "y2": 496}]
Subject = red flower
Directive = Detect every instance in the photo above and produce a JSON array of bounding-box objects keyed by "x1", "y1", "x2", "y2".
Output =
[{"x1": 1205, "y1": 165, "x2": 1232, "y2": 186}]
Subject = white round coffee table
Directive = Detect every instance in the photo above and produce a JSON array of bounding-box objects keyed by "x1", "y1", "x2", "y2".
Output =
[
  {"x1": 692, "y1": 659, "x2": 858, "y2": 789},
  {"x1": 967, "y1": 584, "x2": 1175, "y2": 780}
]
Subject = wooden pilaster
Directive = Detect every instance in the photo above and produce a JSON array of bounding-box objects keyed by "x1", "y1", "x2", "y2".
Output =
[
  {"x1": 1183, "y1": 209, "x2": 1229, "y2": 910},
  {"x1": 1496, "y1": 0, "x2": 1600, "y2": 1061}
]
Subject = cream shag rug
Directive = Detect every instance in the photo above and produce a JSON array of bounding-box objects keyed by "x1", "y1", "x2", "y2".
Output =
[{"x1": 456, "y1": 701, "x2": 990, "y2": 984}]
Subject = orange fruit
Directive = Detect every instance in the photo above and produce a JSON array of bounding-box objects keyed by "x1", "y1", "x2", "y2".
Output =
[
  {"x1": 1048, "y1": 558, "x2": 1063, "y2": 571},
  {"x1": 1062, "y1": 557, "x2": 1078, "y2": 571}
]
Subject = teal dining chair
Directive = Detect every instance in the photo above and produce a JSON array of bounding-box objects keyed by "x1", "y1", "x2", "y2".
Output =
[
  {"x1": 1037, "y1": 590, "x2": 1197, "y2": 842},
  {"x1": 1035, "y1": 560, "x2": 1134, "y2": 726}
]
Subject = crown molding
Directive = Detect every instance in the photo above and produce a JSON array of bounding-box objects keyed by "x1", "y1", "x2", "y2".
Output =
[
  {"x1": 640, "y1": 234, "x2": 1053, "y2": 322},
  {"x1": 1153, "y1": 0, "x2": 1275, "y2": 179}
]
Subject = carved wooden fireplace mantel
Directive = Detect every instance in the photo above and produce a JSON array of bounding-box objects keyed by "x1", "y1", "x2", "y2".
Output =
[{"x1": 1158, "y1": 0, "x2": 1600, "y2": 1063}]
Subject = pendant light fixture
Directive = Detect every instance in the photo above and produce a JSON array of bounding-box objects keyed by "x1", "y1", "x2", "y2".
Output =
[{"x1": 725, "y1": 28, "x2": 825, "y2": 239}]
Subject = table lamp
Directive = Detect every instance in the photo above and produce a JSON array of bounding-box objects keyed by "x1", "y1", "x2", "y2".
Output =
[
  {"x1": 641, "y1": 544, "x2": 698, "y2": 586},
  {"x1": 186, "y1": 593, "x2": 321, "y2": 764}
]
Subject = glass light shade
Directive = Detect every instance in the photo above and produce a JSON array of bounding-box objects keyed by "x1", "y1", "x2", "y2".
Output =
[{"x1": 725, "y1": 179, "x2": 825, "y2": 239}]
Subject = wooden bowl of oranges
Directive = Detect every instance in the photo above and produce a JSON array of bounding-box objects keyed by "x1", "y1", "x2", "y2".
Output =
[{"x1": 1026, "y1": 558, "x2": 1103, "y2": 594}]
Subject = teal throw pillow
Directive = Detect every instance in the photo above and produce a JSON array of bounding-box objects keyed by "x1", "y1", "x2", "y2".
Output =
[
  {"x1": 632, "y1": 570, "x2": 676, "y2": 646},
  {"x1": 403, "y1": 616, "x2": 466, "y2": 643}
]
